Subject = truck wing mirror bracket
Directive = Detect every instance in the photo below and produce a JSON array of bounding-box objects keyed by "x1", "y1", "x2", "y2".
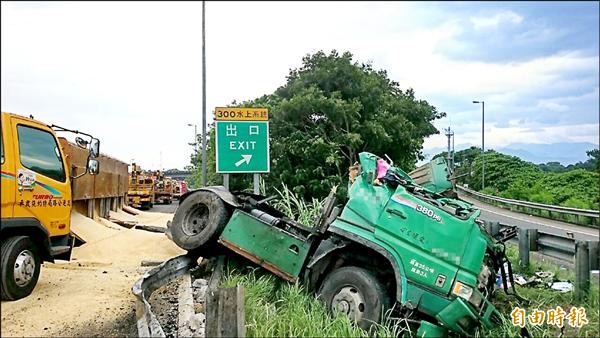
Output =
[{"x1": 71, "y1": 157, "x2": 99, "y2": 179}]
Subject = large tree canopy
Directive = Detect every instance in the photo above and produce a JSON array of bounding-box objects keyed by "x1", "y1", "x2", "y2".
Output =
[{"x1": 193, "y1": 50, "x2": 445, "y2": 199}]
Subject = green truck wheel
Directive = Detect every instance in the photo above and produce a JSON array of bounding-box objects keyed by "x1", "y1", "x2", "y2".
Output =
[
  {"x1": 170, "y1": 191, "x2": 230, "y2": 252},
  {"x1": 318, "y1": 266, "x2": 391, "y2": 331}
]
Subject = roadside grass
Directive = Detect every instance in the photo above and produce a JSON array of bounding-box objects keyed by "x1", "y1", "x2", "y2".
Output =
[
  {"x1": 271, "y1": 183, "x2": 323, "y2": 225},
  {"x1": 481, "y1": 244, "x2": 599, "y2": 338},
  {"x1": 223, "y1": 185, "x2": 599, "y2": 337},
  {"x1": 220, "y1": 258, "x2": 410, "y2": 337},
  {"x1": 220, "y1": 262, "x2": 367, "y2": 337}
]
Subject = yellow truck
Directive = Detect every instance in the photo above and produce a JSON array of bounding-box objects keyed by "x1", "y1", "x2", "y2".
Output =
[
  {"x1": 127, "y1": 163, "x2": 155, "y2": 210},
  {"x1": 153, "y1": 171, "x2": 174, "y2": 204},
  {"x1": 1, "y1": 112, "x2": 99, "y2": 300}
]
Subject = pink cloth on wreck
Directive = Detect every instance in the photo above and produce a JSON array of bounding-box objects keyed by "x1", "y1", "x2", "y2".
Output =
[{"x1": 376, "y1": 158, "x2": 390, "y2": 179}]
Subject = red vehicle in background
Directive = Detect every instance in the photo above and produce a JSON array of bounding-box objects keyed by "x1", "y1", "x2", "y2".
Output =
[
  {"x1": 180, "y1": 181, "x2": 188, "y2": 195},
  {"x1": 173, "y1": 180, "x2": 188, "y2": 200}
]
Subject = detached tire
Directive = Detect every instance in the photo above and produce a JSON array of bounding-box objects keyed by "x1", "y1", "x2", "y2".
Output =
[
  {"x1": 317, "y1": 266, "x2": 390, "y2": 330},
  {"x1": 1, "y1": 236, "x2": 41, "y2": 301},
  {"x1": 170, "y1": 190, "x2": 230, "y2": 252}
]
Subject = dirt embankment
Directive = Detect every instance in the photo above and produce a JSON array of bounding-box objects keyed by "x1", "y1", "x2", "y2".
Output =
[{"x1": 0, "y1": 209, "x2": 184, "y2": 337}]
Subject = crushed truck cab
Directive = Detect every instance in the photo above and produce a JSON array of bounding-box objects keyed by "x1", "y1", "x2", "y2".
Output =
[
  {"x1": 169, "y1": 152, "x2": 520, "y2": 336},
  {"x1": 331, "y1": 152, "x2": 503, "y2": 334}
]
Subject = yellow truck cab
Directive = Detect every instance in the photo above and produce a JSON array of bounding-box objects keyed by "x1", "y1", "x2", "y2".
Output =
[
  {"x1": 1, "y1": 112, "x2": 99, "y2": 300},
  {"x1": 153, "y1": 171, "x2": 175, "y2": 205},
  {"x1": 127, "y1": 163, "x2": 155, "y2": 210}
]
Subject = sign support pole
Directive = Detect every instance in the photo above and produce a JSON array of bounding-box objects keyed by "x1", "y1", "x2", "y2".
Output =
[
  {"x1": 223, "y1": 174, "x2": 229, "y2": 190},
  {"x1": 201, "y1": 0, "x2": 208, "y2": 186},
  {"x1": 253, "y1": 174, "x2": 259, "y2": 194}
]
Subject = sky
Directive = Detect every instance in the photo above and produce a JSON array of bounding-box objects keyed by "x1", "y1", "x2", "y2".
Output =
[{"x1": 1, "y1": 1, "x2": 599, "y2": 170}]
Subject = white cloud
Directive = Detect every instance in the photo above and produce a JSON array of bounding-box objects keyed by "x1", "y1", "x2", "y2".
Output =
[
  {"x1": 390, "y1": 49, "x2": 597, "y2": 98},
  {"x1": 423, "y1": 122, "x2": 599, "y2": 155},
  {"x1": 470, "y1": 10, "x2": 523, "y2": 30},
  {"x1": 537, "y1": 101, "x2": 569, "y2": 112},
  {"x1": 1, "y1": 2, "x2": 598, "y2": 170}
]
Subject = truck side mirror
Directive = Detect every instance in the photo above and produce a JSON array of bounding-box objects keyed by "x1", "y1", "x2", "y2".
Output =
[
  {"x1": 75, "y1": 136, "x2": 88, "y2": 149},
  {"x1": 88, "y1": 158, "x2": 100, "y2": 175},
  {"x1": 90, "y1": 138, "x2": 100, "y2": 158}
]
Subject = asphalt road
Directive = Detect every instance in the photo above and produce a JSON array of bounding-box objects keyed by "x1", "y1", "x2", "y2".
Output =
[
  {"x1": 459, "y1": 193, "x2": 599, "y2": 242},
  {"x1": 149, "y1": 200, "x2": 179, "y2": 214}
]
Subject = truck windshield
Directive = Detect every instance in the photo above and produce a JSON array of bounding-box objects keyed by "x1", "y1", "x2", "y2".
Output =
[{"x1": 17, "y1": 125, "x2": 66, "y2": 182}]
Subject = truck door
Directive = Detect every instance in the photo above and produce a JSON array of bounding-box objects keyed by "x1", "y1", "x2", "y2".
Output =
[
  {"x1": 11, "y1": 119, "x2": 72, "y2": 238},
  {"x1": 1, "y1": 119, "x2": 16, "y2": 218},
  {"x1": 375, "y1": 190, "x2": 456, "y2": 294}
]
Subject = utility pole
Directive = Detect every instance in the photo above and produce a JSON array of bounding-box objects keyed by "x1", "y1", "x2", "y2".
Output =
[
  {"x1": 187, "y1": 123, "x2": 198, "y2": 154},
  {"x1": 201, "y1": 0, "x2": 208, "y2": 186},
  {"x1": 452, "y1": 128, "x2": 455, "y2": 169},
  {"x1": 444, "y1": 126, "x2": 454, "y2": 174},
  {"x1": 472, "y1": 100, "x2": 485, "y2": 190}
]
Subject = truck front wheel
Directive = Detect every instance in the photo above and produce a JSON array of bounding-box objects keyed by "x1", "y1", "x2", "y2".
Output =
[
  {"x1": 1, "y1": 236, "x2": 41, "y2": 301},
  {"x1": 317, "y1": 266, "x2": 390, "y2": 330},
  {"x1": 170, "y1": 190, "x2": 230, "y2": 253}
]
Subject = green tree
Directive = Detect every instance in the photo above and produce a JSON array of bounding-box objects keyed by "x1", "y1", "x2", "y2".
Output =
[
  {"x1": 187, "y1": 126, "x2": 222, "y2": 189},
  {"x1": 236, "y1": 50, "x2": 444, "y2": 198},
  {"x1": 538, "y1": 161, "x2": 567, "y2": 173},
  {"x1": 583, "y1": 148, "x2": 599, "y2": 172},
  {"x1": 535, "y1": 148, "x2": 599, "y2": 173},
  {"x1": 433, "y1": 147, "x2": 599, "y2": 210}
]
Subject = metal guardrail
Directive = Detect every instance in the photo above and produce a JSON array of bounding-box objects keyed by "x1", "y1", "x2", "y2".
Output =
[
  {"x1": 485, "y1": 221, "x2": 599, "y2": 301},
  {"x1": 458, "y1": 185, "x2": 599, "y2": 226},
  {"x1": 132, "y1": 254, "x2": 196, "y2": 337},
  {"x1": 132, "y1": 254, "x2": 244, "y2": 338},
  {"x1": 488, "y1": 222, "x2": 599, "y2": 267}
]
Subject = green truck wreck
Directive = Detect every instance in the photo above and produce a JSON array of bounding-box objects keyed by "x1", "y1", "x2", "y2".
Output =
[{"x1": 168, "y1": 152, "x2": 521, "y2": 336}]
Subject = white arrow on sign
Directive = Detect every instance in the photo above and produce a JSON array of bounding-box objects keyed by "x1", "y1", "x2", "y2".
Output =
[{"x1": 235, "y1": 154, "x2": 252, "y2": 167}]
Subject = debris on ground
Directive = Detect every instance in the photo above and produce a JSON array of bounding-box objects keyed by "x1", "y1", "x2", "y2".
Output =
[
  {"x1": 193, "y1": 279, "x2": 209, "y2": 298},
  {"x1": 149, "y1": 277, "x2": 181, "y2": 338},
  {"x1": 188, "y1": 313, "x2": 206, "y2": 332},
  {"x1": 135, "y1": 224, "x2": 167, "y2": 233},
  {"x1": 550, "y1": 281, "x2": 574, "y2": 293},
  {"x1": 142, "y1": 255, "x2": 213, "y2": 338},
  {"x1": 123, "y1": 205, "x2": 140, "y2": 215},
  {"x1": 140, "y1": 260, "x2": 164, "y2": 267},
  {"x1": 511, "y1": 274, "x2": 527, "y2": 286},
  {"x1": 534, "y1": 271, "x2": 555, "y2": 280},
  {"x1": 109, "y1": 218, "x2": 138, "y2": 228},
  {"x1": 496, "y1": 268, "x2": 577, "y2": 294}
]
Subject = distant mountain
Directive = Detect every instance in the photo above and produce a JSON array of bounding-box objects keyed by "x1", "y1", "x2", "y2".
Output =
[
  {"x1": 497, "y1": 142, "x2": 598, "y2": 165},
  {"x1": 419, "y1": 142, "x2": 598, "y2": 166}
]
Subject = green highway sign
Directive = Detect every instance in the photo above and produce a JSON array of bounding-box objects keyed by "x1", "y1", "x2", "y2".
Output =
[{"x1": 215, "y1": 120, "x2": 270, "y2": 173}]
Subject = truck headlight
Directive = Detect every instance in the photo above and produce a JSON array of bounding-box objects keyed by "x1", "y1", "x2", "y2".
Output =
[
  {"x1": 452, "y1": 281, "x2": 483, "y2": 309},
  {"x1": 452, "y1": 281, "x2": 473, "y2": 301}
]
